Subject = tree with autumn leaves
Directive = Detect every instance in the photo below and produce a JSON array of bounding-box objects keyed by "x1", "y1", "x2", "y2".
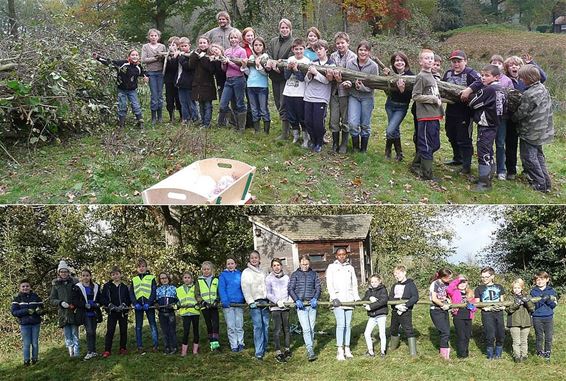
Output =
[{"x1": 341, "y1": 0, "x2": 411, "y2": 35}]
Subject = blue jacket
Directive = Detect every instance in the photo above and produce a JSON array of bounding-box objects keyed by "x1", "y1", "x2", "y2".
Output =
[
  {"x1": 218, "y1": 269, "x2": 245, "y2": 306},
  {"x1": 11, "y1": 291, "x2": 43, "y2": 326},
  {"x1": 288, "y1": 267, "x2": 321, "y2": 302},
  {"x1": 530, "y1": 286, "x2": 557, "y2": 318}
]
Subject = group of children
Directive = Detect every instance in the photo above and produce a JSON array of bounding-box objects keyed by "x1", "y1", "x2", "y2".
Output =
[{"x1": 11, "y1": 255, "x2": 557, "y2": 366}]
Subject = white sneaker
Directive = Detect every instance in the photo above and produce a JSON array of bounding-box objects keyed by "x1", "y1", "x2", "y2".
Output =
[
  {"x1": 83, "y1": 352, "x2": 97, "y2": 361},
  {"x1": 497, "y1": 173, "x2": 506, "y2": 180},
  {"x1": 344, "y1": 346, "x2": 354, "y2": 359},
  {"x1": 336, "y1": 347, "x2": 345, "y2": 361}
]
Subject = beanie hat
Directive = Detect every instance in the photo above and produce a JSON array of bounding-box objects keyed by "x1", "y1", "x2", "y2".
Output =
[{"x1": 57, "y1": 260, "x2": 70, "y2": 273}]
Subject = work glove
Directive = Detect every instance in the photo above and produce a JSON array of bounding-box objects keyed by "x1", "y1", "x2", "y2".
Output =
[
  {"x1": 395, "y1": 304, "x2": 408, "y2": 312},
  {"x1": 310, "y1": 298, "x2": 318, "y2": 309},
  {"x1": 120, "y1": 303, "x2": 128, "y2": 312},
  {"x1": 364, "y1": 304, "x2": 371, "y2": 311},
  {"x1": 222, "y1": 301, "x2": 231, "y2": 309},
  {"x1": 60, "y1": 301, "x2": 70, "y2": 309},
  {"x1": 369, "y1": 296, "x2": 377, "y2": 303},
  {"x1": 108, "y1": 303, "x2": 117, "y2": 312},
  {"x1": 143, "y1": 303, "x2": 150, "y2": 311},
  {"x1": 212, "y1": 300, "x2": 220, "y2": 309},
  {"x1": 134, "y1": 303, "x2": 142, "y2": 311},
  {"x1": 482, "y1": 306, "x2": 493, "y2": 312},
  {"x1": 277, "y1": 300, "x2": 286, "y2": 308},
  {"x1": 295, "y1": 300, "x2": 304, "y2": 310},
  {"x1": 521, "y1": 296, "x2": 531, "y2": 304},
  {"x1": 493, "y1": 304, "x2": 505, "y2": 311},
  {"x1": 332, "y1": 299, "x2": 341, "y2": 308},
  {"x1": 28, "y1": 308, "x2": 36, "y2": 315},
  {"x1": 540, "y1": 294, "x2": 550, "y2": 302},
  {"x1": 35, "y1": 308, "x2": 44, "y2": 315},
  {"x1": 514, "y1": 296, "x2": 524, "y2": 306},
  {"x1": 441, "y1": 303, "x2": 451, "y2": 311},
  {"x1": 249, "y1": 302, "x2": 257, "y2": 309},
  {"x1": 466, "y1": 302, "x2": 475, "y2": 311}
]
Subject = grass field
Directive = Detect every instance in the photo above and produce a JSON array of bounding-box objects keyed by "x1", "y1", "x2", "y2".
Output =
[{"x1": 1, "y1": 296, "x2": 563, "y2": 381}]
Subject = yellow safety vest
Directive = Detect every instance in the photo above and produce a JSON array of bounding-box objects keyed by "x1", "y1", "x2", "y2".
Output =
[
  {"x1": 132, "y1": 274, "x2": 155, "y2": 300},
  {"x1": 176, "y1": 284, "x2": 199, "y2": 315},
  {"x1": 198, "y1": 278, "x2": 218, "y2": 303}
]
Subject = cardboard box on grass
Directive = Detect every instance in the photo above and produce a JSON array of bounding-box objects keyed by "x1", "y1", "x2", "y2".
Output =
[{"x1": 142, "y1": 158, "x2": 256, "y2": 205}]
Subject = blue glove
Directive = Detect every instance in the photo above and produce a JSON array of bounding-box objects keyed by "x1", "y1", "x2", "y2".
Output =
[
  {"x1": 134, "y1": 303, "x2": 142, "y2": 311},
  {"x1": 143, "y1": 303, "x2": 150, "y2": 311},
  {"x1": 222, "y1": 301, "x2": 231, "y2": 309},
  {"x1": 249, "y1": 302, "x2": 257, "y2": 309},
  {"x1": 310, "y1": 298, "x2": 318, "y2": 309},
  {"x1": 466, "y1": 302, "x2": 476, "y2": 311},
  {"x1": 295, "y1": 300, "x2": 304, "y2": 310}
]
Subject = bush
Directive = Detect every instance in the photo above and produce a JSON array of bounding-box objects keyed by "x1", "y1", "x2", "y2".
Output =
[{"x1": 536, "y1": 25, "x2": 552, "y2": 33}]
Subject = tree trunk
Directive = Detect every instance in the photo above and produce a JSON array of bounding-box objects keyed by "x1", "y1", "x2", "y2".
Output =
[
  {"x1": 149, "y1": 206, "x2": 182, "y2": 251},
  {"x1": 8, "y1": 0, "x2": 18, "y2": 40}
]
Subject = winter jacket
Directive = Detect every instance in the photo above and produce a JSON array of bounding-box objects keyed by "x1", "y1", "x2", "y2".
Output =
[
  {"x1": 72, "y1": 282, "x2": 103, "y2": 326},
  {"x1": 188, "y1": 50, "x2": 217, "y2": 101},
  {"x1": 141, "y1": 42, "x2": 167, "y2": 72},
  {"x1": 345, "y1": 58, "x2": 379, "y2": 98},
  {"x1": 164, "y1": 55, "x2": 180, "y2": 84},
  {"x1": 446, "y1": 278, "x2": 477, "y2": 319},
  {"x1": 304, "y1": 57, "x2": 335, "y2": 104},
  {"x1": 512, "y1": 81, "x2": 554, "y2": 146},
  {"x1": 288, "y1": 267, "x2": 321, "y2": 302},
  {"x1": 176, "y1": 54, "x2": 194, "y2": 89},
  {"x1": 266, "y1": 271, "x2": 290, "y2": 311},
  {"x1": 101, "y1": 280, "x2": 131, "y2": 312},
  {"x1": 50, "y1": 276, "x2": 79, "y2": 327},
  {"x1": 267, "y1": 34, "x2": 293, "y2": 82},
  {"x1": 218, "y1": 269, "x2": 245, "y2": 305},
  {"x1": 389, "y1": 278, "x2": 419, "y2": 310},
  {"x1": 469, "y1": 82, "x2": 506, "y2": 129},
  {"x1": 530, "y1": 286, "x2": 557, "y2": 319},
  {"x1": 387, "y1": 69, "x2": 414, "y2": 104},
  {"x1": 326, "y1": 260, "x2": 360, "y2": 309},
  {"x1": 330, "y1": 49, "x2": 357, "y2": 97},
  {"x1": 442, "y1": 66, "x2": 481, "y2": 118},
  {"x1": 363, "y1": 285, "x2": 389, "y2": 317},
  {"x1": 96, "y1": 57, "x2": 146, "y2": 91},
  {"x1": 11, "y1": 291, "x2": 43, "y2": 326},
  {"x1": 506, "y1": 293, "x2": 535, "y2": 328},
  {"x1": 241, "y1": 263, "x2": 268, "y2": 304},
  {"x1": 205, "y1": 25, "x2": 238, "y2": 50},
  {"x1": 130, "y1": 272, "x2": 157, "y2": 306},
  {"x1": 156, "y1": 284, "x2": 178, "y2": 314}
]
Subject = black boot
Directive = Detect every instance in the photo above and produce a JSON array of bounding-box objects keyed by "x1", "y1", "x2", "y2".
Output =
[
  {"x1": 332, "y1": 132, "x2": 340, "y2": 152},
  {"x1": 235, "y1": 111, "x2": 247, "y2": 133},
  {"x1": 360, "y1": 136, "x2": 369, "y2": 153},
  {"x1": 135, "y1": 114, "x2": 144, "y2": 129},
  {"x1": 474, "y1": 164, "x2": 492, "y2": 192},
  {"x1": 394, "y1": 138, "x2": 404, "y2": 161},
  {"x1": 157, "y1": 108, "x2": 163, "y2": 123},
  {"x1": 385, "y1": 139, "x2": 393, "y2": 159},
  {"x1": 420, "y1": 159, "x2": 438, "y2": 181},
  {"x1": 217, "y1": 111, "x2": 228, "y2": 127},
  {"x1": 277, "y1": 121, "x2": 290, "y2": 140},
  {"x1": 263, "y1": 120, "x2": 270, "y2": 134},
  {"x1": 168, "y1": 111, "x2": 174, "y2": 123},
  {"x1": 151, "y1": 110, "x2": 157, "y2": 125},
  {"x1": 339, "y1": 131, "x2": 349, "y2": 154},
  {"x1": 253, "y1": 121, "x2": 260, "y2": 134},
  {"x1": 351, "y1": 135, "x2": 360, "y2": 152},
  {"x1": 118, "y1": 116, "x2": 126, "y2": 128}
]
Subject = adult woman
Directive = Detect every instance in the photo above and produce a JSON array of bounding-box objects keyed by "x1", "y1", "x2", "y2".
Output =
[{"x1": 288, "y1": 255, "x2": 321, "y2": 361}]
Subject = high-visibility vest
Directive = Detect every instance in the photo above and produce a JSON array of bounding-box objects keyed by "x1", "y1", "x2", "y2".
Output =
[
  {"x1": 132, "y1": 274, "x2": 155, "y2": 300},
  {"x1": 176, "y1": 285, "x2": 199, "y2": 316},
  {"x1": 198, "y1": 278, "x2": 218, "y2": 303}
]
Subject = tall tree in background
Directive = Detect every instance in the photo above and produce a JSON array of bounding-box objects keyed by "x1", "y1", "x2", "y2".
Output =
[
  {"x1": 341, "y1": 0, "x2": 411, "y2": 35},
  {"x1": 7, "y1": 0, "x2": 18, "y2": 38},
  {"x1": 434, "y1": 0, "x2": 463, "y2": 31}
]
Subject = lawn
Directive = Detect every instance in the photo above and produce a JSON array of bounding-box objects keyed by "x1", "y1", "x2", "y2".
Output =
[{"x1": 1, "y1": 296, "x2": 563, "y2": 381}]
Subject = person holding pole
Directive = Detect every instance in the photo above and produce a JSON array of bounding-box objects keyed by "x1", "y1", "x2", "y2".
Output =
[
  {"x1": 429, "y1": 268, "x2": 453, "y2": 360},
  {"x1": 11, "y1": 279, "x2": 44, "y2": 366},
  {"x1": 219, "y1": 257, "x2": 245, "y2": 352},
  {"x1": 388, "y1": 265, "x2": 419, "y2": 357},
  {"x1": 130, "y1": 258, "x2": 159, "y2": 353},
  {"x1": 101, "y1": 266, "x2": 131, "y2": 358},
  {"x1": 474, "y1": 266, "x2": 505, "y2": 359}
]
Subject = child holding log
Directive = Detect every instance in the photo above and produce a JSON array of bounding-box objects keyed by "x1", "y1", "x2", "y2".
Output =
[
  {"x1": 130, "y1": 258, "x2": 159, "y2": 353},
  {"x1": 156, "y1": 273, "x2": 178, "y2": 354},
  {"x1": 362, "y1": 274, "x2": 388, "y2": 358},
  {"x1": 141, "y1": 29, "x2": 167, "y2": 124},
  {"x1": 196, "y1": 261, "x2": 221, "y2": 351},
  {"x1": 246, "y1": 37, "x2": 271, "y2": 134},
  {"x1": 72, "y1": 269, "x2": 103, "y2": 360},
  {"x1": 164, "y1": 36, "x2": 182, "y2": 123},
  {"x1": 446, "y1": 275, "x2": 477, "y2": 358},
  {"x1": 389, "y1": 265, "x2": 419, "y2": 357},
  {"x1": 218, "y1": 257, "x2": 245, "y2": 352},
  {"x1": 266, "y1": 258, "x2": 292, "y2": 362},
  {"x1": 506, "y1": 278, "x2": 535, "y2": 362},
  {"x1": 474, "y1": 266, "x2": 505, "y2": 359},
  {"x1": 176, "y1": 37, "x2": 200, "y2": 125},
  {"x1": 530, "y1": 271, "x2": 557, "y2": 360},
  {"x1": 101, "y1": 266, "x2": 131, "y2": 358},
  {"x1": 188, "y1": 36, "x2": 217, "y2": 129},
  {"x1": 429, "y1": 268, "x2": 453, "y2": 360},
  {"x1": 11, "y1": 279, "x2": 44, "y2": 366},
  {"x1": 177, "y1": 272, "x2": 201, "y2": 356}
]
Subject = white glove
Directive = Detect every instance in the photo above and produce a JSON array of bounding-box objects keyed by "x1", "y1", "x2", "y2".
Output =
[
  {"x1": 364, "y1": 304, "x2": 371, "y2": 311},
  {"x1": 483, "y1": 306, "x2": 493, "y2": 312},
  {"x1": 61, "y1": 301, "x2": 69, "y2": 309},
  {"x1": 369, "y1": 296, "x2": 377, "y2": 303},
  {"x1": 277, "y1": 300, "x2": 286, "y2": 308},
  {"x1": 441, "y1": 303, "x2": 451, "y2": 311},
  {"x1": 395, "y1": 304, "x2": 408, "y2": 312}
]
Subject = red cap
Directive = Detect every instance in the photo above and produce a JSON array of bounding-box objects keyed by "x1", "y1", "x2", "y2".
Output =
[{"x1": 449, "y1": 50, "x2": 467, "y2": 60}]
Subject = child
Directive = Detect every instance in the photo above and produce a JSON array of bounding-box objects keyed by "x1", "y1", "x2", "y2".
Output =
[
  {"x1": 72, "y1": 269, "x2": 102, "y2": 360},
  {"x1": 344, "y1": 40, "x2": 378, "y2": 153},
  {"x1": 101, "y1": 266, "x2": 131, "y2": 358},
  {"x1": 412, "y1": 49, "x2": 444, "y2": 180},
  {"x1": 288, "y1": 254, "x2": 321, "y2": 361},
  {"x1": 429, "y1": 268, "x2": 453, "y2": 360},
  {"x1": 141, "y1": 28, "x2": 167, "y2": 124},
  {"x1": 304, "y1": 27, "x2": 321, "y2": 61},
  {"x1": 218, "y1": 257, "x2": 245, "y2": 352},
  {"x1": 512, "y1": 64, "x2": 554, "y2": 192},
  {"x1": 50, "y1": 260, "x2": 80, "y2": 358},
  {"x1": 503, "y1": 55, "x2": 525, "y2": 180},
  {"x1": 176, "y1": 272, "x2": 201, "y2": 356},
  {"x1": 176, "y1": 37, "x2": 199, "y2": 125},
  {"x1": 266, "y1": 258, "x2": 291, "y2": 362},
  {"x1": 474, "y1": 266, "x2": 505, "y2": 359},
  {"x1": 283, "y1": 38, "x2": 310, "y2": 146},
  {"x1": 385, "y1": 51, "x2": 414, "y2": 161},
  {"x1": 196, "y1": 261, "x2": 221, "y2": 351},
  {"x1": 304, "y1": 39, "x2": 335, "y2": 152},
  {"x1": 219, "y1": 30, "x2": 248, "y2": 132},
  {"x1": 468, "y1": 64, "x2": 506, "y2": 191},
  {"x1": 241, "y1": 250, "x2": 270, "y2": 360},
  {"x1": 506, "y1": 278, "x2": 535, "y2": 362},
  {"x1": 188, "y1": 36, "x2": 217, "y2": 128},
  {"x1": 11, "y1": 279, "x2": 44, "y2": 366},
  {"x1": 362, "y1": 274, "x2": 388, "y2": 358},
  {"x1": 432, "y1": 54, "x2": 443, "y2": 80},
  {"x1": 329, "y1": 32, "x2": 357, "y2": 153},
  {"x1": 156, "y1": 273, "x2": 178, "y2": 354},
  {"x1": 388, "y1": 265, "x2": 419, "y2": 357},
  {"x1": 530, "y1": 271, "x2": 557, "y2": 360},
  {"x1": 246, "y1": 37, "x2": 271, "y2": 134},
  {"x1": 446, "y1": 275, "x2": 477, "y2": 358},
  {"x1": 326, "y1": 248, "x2": 360, "y2": 361},
  {"x1": 92, "y1": 50, "x2": 148, "y2": 129},
  {"x1": 443, "y1": 50, "x2": 481, "y2": 174},
  {"x1": 130, "y1": 258, "x2": 159, "y2": 353},
  {"x1": 241, "y1": 27, "x2": 255, "y2": 58},
  {"x1": 164, "y1": 36, "x2": 182, "y2": 123}
]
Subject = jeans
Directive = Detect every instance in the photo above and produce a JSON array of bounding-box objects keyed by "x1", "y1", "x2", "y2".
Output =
[
  {"x1": 158, "y1": 311, "x2": 178, "y2": 351},
  {"x1": 304, "y1": 101, "x2": 327, "y2": 147},
  {"x1": 247, "y1": 87, "x2": 270, "y2": 122},
  {"x1": 21, "y1": 324, "x2": 40, "y2": 362},
  {"x1": 199, "y1": 101, "x2": 213, "y2": 127},
  {"x1": 178, "y1": 88, "x2": 199, "y2": 122},
  {"x1": 519, "y1": 139, "x2": 552, "y2": 191},
  {"x1": 272, "y1": 310, "x2": 290, "y2": 351},
  {"x1": 533, "y1": 317, "x2": 554, "y2": 353},
  {"x1": 117, "y1": 89, "x2": 142, "y2": 118},
  {"x1": 220, "y1": 76, "x2": 246, "y2": 113},
  {"x1": 329, "y1": 94, "x2": 349, "y2": 133},
  {"x1": 348, "y1": 95, "x2": 374, "y2": 138},
  {"x1": 333, "y1": 308, "x2": 353, "y2": 347},
  {"x1": 510, "y1": 326, "x2": 530, "y2": 358},
  {"x1": 385, "y1": 99, "x2": 409, "y2": 139},
  {"x1": 105, "y1": 312, "x2": 128, "y2": 352},
  {"x1": 364, "y1": 315, "x2": 386, "y2": 354},
  {"x1": 481, "y1": 311, "x2": 505, "y2": 347},
  {"x1": 181, "y1": 315, "x2": 200, "y2": 345},
  {"x1": 147, "y1": 71, "x2": 164, "y2": 111},
  {"x1": 496, "y1": 119, "x2": 507, "y2": 174},
  {"x1": 296, "y1": 307, "x2": 317, "y2": 353},
  {"x1": 430, "y1": 308, "x2": 450, "y2": 348},
  {"x1": 63, "y1": 324, "x2": 79, "y2": 356},
  {"x1": 250, "y1": 306, "x2": 270, "y2": 357},
  {"x1": 223, "y1": 307, "x2": 244, "y2": 349},
  {"x1": 84, "y1": 316, "x2": 98, "y2": 353},
  {"x1": 453, "y1": 318, "x2": 472, "y2": 358},
  {"x1": 135, "y1": 309, "x2": 159, "y2": 349}
]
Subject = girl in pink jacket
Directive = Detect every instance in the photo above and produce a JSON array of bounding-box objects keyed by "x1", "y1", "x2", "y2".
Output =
[{"x1": 446, "y1": 275, "x2": 477, "y2": 358}]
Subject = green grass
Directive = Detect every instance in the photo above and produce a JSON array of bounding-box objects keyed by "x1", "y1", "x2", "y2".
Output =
[
  {"x1": 1, "y1": 91, "x2": 565, "y2": 204},
  {"x1": 1, "y1": 299, "x2": 564, "y2": 380}
]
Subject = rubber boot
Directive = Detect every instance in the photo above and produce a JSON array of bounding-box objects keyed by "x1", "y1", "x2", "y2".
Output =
[
  {"x1": 332, "y1": 132, "x2": 340, "y2": 152},
  {"x1": 302, "y1": 131, "x2": 310, "y2": 148},
  {"x1": 394, "y1": 138, "x2": 404, "y2": 161},
  {"x1": 181, "y1": 344, "x2": 188, "y2": 357},
  {"x1": 360, "y1": 136, "x2": 369, "y2": 153},
  {"x1": 351, "y1": 135, "x2": 360, "y2": 152},
  {"x1": 460, "y1": 154, "x2": 472, "y2": 175},
  {"x1": 253, "y1": 121, "x2": 260, "y2": 134},
  {"x1": 494, "y1": 346, "x2": 503, "y2": 359},
  {"x1": 157, "y1": 108, "x2": 163, "y2": 123},
  {"x1": 389, "y1": 336, "x2": 400, "y2": 351},
  {"x1": 236, "y1": 111, "x2": 247, "y2": 133},
  {"x1": 192, "y1": 343, "x2": 199, "y2": 355},
  {"x1": 151, "y1": 110, "x2": 157, "y2": 126},
  {"x1": 277, "y1": 121, "x2": 290, "y2": 140},
  {"x1": 410, "y1": 152, "x2": 422, "y2": 177},
  {"x1": 135, "y1": 114, "x2": 144, "y2": 129},
  {"x1": 118, "y1": 116, "x2": 126, "y2": 129},
  {"x1": 338, "y1": 131, "x2": 349, "y2": 154},
  {"x1": 385, "y1": 139, "x2": 393, "y2": 159},
  {"x1": 445, "y1": 143, "x2": 462, "y2": 165},
  {"x1": 169, "y1": 111, "x2": 174, "y2": 123},
  {"x1": 440, "y1": 347, "x2": 450, "y2": 360},
  {"x1": 263, "y1": 120, "x2": 270, "y2": 134},
  {"x1": 408, "y1": 337, "x2": 417, "y2": 357},
  {"x1": 486, "y1": 346, "x2": 494, "y2": 359},
  {"x1": 336, "y1": 346, "x2": 345, "y2": 361},
  {"x1": 475, "y1": 164, "x2": 492, "y2": 192},
  {"x1": 420, "y1": 159, "x2": 434, "y2": 181},
  {"x1": 292, "y1": 129, "x2": 300, "y2": 144},
  {"x1": 217, "y1": 111, "x2": 228, "y2": 127}
]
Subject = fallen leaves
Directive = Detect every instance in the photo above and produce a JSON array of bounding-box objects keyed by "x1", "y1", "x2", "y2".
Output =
[{"x1": 351, "y1": 177, "x2": 363, "y2": 187}]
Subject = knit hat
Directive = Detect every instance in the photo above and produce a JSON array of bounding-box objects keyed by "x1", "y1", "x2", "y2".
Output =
[
  {"x1": 57, "y1": 260, "x2": 70, "y2": 273},
  {"x1": 449, "y1": 50, "x2": 466, "y2": 60}
]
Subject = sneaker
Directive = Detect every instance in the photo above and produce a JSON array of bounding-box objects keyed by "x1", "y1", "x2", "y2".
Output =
[
  {"x1": 238, "y1": 344, "x2": 245, "y2": 352},
  {"x1": 83, "y1": 352, "x2": 97, "y2": 361},
  {"x1": 507, "y1": 173, "x2": 516, "y2": 180},
  {"x1": 137, "y1": 347, "x2": 145, "y2": 355},
  {"x1": 24, "y1": 360, "x2": 30, "y2": 366},
  {"x1": 284, "y1": 349, "x2": 292, "y2": 359},
  {"x1": 380, "y1": 351, "x2": 386, "y2": 358},
  {"x1": 365, "y1": 351, "x2": 375, "y2": 357},
  {"x1": 255, "y1": 355, "x2": 263, "y2": 361},
  {"x1": 313, "y1": 145, "x2": 322, "y2": 153},
  {"x1": 102, "y1": 351, "x2": 111, "y2": 358},
  {"x1": 307, "y1": 352, "x2": 318, "y2": 362},
  {"x1": 119, "y1": 348, "x2": 128, "y2": 355},
  {"x1": 275, "y1": 353, "x2": 287, "y2": 363},
  {"x1": 231, "y1": 347, "x2": 239, "y2": 352},
  {"x1": 497, "y1": 173, "x2": 506, "y2": 180},
  {"x1": 31, "y1": 358, "x2": 38, "y2": 365},
  {"x1": 444, "y1": 159, "x2": 462, "y2": 166}
]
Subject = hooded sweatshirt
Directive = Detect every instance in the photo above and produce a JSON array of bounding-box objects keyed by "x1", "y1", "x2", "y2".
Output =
[
  {"x1": 326, "y1": 259, "x2": 360, "y2": 309},
  {"x1": 266, "y1": 271, "x2": 290, "y2": 311},
  {"x1": 389, "y1": 278, "x2": 419, "y2": 310},
  {"x1": 241, "y1": 263, "x2": 268, "y2": 304}
]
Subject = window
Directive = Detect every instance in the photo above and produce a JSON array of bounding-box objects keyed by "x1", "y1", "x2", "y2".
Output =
[{"x1": 309, "y1": 254, "x2": 325, "y2": 262}]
